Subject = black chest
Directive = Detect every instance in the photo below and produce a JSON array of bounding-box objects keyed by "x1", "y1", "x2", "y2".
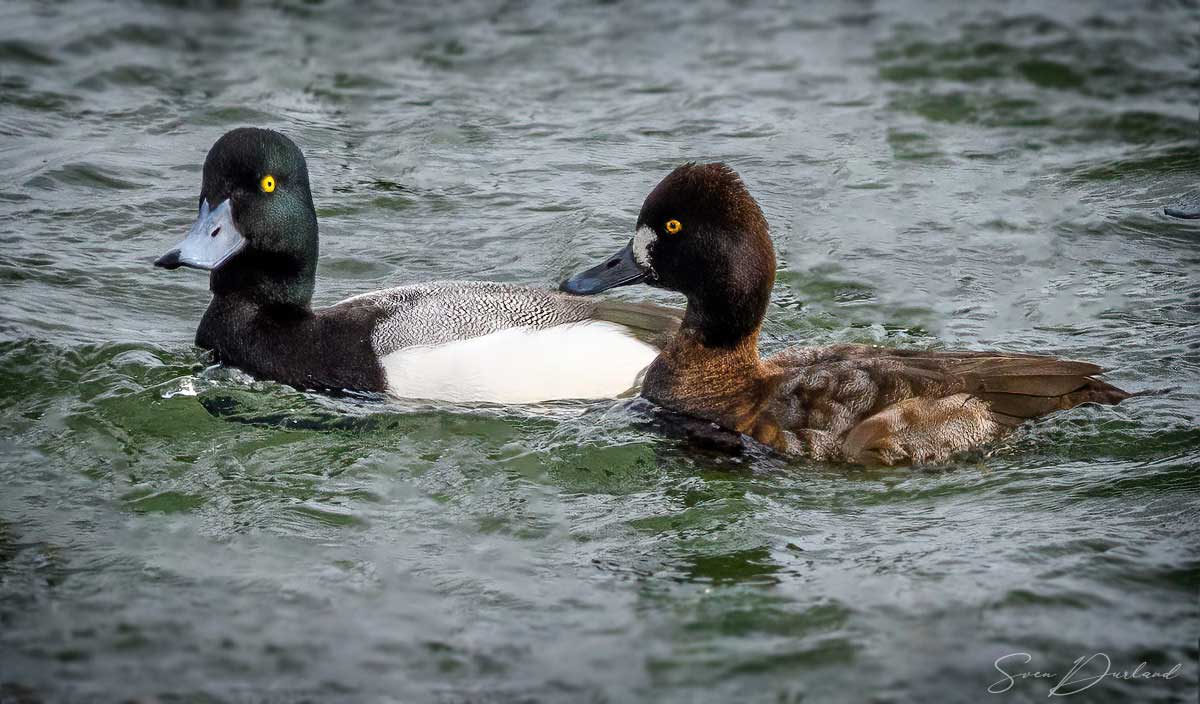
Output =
[{"x1": 196, "y1": 296, "x2": 386, "y2": 393}]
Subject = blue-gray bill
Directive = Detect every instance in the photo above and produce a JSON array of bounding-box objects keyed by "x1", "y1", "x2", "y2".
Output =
[
  {"x1": 559, "y1": 241, "x2": 646, "y2": 295},
  {"x1": 155, "y1": 198, "x2": 246, "y2": 270}
]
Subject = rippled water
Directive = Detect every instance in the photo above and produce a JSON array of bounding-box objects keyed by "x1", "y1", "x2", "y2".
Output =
[{"x1": 1, "y1": 1, "x2": 1197, "y2": 702}]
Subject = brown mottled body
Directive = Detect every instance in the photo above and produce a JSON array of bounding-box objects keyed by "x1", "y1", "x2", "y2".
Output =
[
  {"x1": 645, "y1": 335, "x2": 1130, "y2": 464},
  {"x1": 563, "y1": 162, "x2": 1134, "y2": 466}
]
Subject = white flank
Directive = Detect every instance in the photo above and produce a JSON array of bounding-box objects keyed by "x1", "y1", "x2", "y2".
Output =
[{"x1": 379, "y1": 321, "x2": 658, "y2": 403}]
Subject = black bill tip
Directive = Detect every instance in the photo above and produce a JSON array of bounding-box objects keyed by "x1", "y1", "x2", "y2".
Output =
[
  {"x1": 559, "y1": 242, "x2": 647, "y2": 295},
  {"x1": 154, "y1": 249, "x2": 182, "y2": 269}
]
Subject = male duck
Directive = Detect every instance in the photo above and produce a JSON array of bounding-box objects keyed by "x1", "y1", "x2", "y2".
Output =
[
  {"x1": 560, "y1": 163, "x2": 1133, "y2": 464},
  {"x1": 156, "y1": 127, "x2": 679, "y2": 403}
]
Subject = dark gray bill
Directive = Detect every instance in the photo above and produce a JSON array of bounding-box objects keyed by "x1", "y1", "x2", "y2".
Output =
[
  {"x1": 559, "y1": 241, "x2": 646, "y2": 295},
  {"x1": 155, "y1": 198, "x2": 246, "y2": 270}
]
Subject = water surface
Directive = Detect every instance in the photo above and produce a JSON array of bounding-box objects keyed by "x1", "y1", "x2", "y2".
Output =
[{"x1": 1, "y1": 1, "x2": 1197, "y2": 702}]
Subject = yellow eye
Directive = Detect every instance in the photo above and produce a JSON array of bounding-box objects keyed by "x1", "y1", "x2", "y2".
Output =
[
  {"x1": 665, "y1": 219, "x2": 682, "y2": 234},
  {"x1": 260, "y1": 174, "x2": 276, "y2": 193}
]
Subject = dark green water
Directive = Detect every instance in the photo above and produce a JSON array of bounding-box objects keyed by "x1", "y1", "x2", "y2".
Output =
[{"x1": 1, "y1": 1, "x2": 1198, "y2": 702}]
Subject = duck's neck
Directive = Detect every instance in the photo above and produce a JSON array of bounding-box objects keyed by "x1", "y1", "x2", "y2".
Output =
[
  {"x1": 209, "y1": 250, "x2": 316, "y2": 312},
  {"x1": 682, "y1": 279, "x2": 770, "y2": 348},
  {"x1": 196, "y1": 252, "x2": 315, "y2": 355},
  {"x1": 643, "y1": 296, "x2": 772, "y2": 435}
]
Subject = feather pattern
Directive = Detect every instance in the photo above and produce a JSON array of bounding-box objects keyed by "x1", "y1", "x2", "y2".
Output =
[
  {"x1": 644, "y1": 338, "x2": 1132, "y2": 465},
  {"x1": 336, "y1": 281, "x2": 681, "y2": 402},
  {"x1": 341, "y1": 281, "x2": 679, "y2": 356},
  {"x1": 560, "y1": 161, "x2": 1136, "y2": 463}
]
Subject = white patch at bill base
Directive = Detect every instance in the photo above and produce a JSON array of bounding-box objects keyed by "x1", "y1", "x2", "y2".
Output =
[{"x1": 632, "y1": 225, "x2": 656, "y2": 272}]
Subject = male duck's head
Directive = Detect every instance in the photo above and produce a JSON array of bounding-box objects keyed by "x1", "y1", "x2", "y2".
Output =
[
  {"x1": 561, "y1": 163, "x2": 775, "y2": 346},
  {"x1": 156, "y1": 127, "x2": 319, "y2": 305}
]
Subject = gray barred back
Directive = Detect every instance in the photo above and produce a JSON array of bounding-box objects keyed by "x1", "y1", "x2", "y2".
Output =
[{"x1": 340, "y1": 281, "x2": 612, "y2": 356}]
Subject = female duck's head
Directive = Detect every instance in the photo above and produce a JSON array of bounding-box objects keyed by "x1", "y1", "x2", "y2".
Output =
[
  {"x1": 156, "y1": 127, "x2": 319, "y2": 306},
  {"x1": 561, "y1": 163, "x2": 776, "y2": 346}
]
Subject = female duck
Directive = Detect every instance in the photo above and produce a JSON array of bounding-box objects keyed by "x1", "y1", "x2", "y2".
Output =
[
  {"x1": 561, "y1": 163, "x2": 1133, "y2": 464},
  {"x1": 156, "y1": 127, "x2": 678, "y2": 403}
]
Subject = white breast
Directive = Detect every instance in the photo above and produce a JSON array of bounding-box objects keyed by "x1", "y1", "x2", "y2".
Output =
[{"x1": 378, "y1": 321, "x2": 658, "y2": 403}]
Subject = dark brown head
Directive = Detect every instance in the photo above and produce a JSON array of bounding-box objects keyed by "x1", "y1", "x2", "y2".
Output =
[{"x1": 561, "y1": 163, "x2": 776, "y2": 347}]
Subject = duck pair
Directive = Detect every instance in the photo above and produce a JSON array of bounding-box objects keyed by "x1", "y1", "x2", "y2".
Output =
[{"x1": 158, "y1": 128, "x2": 1132, "y2": 465}]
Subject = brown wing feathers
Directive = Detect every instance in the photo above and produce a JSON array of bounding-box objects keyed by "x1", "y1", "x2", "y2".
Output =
[
  {"x1": 889, "y1": 352, "x2": 1130, "y2": 421},
  {"x1": 773, "y1": 345, "x2": 1129, "y2": 425}
]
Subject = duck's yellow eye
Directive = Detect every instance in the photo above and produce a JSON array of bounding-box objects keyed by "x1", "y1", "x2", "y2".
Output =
[
  {"x1": 260, "y1": 174, "x2": 276, "y2": 193},
  {"x1": 665, "y1": 219, "x2": 682, "y2": 234}
]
